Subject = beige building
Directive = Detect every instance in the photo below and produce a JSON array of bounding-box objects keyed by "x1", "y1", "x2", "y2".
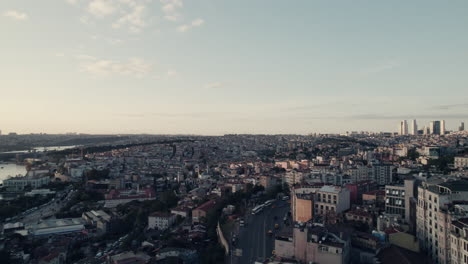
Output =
[{"x1": 455, "y1": 157, "x2": 468, "y2": 169}]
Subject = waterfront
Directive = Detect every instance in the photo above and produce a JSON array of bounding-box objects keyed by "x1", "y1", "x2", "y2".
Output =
[{"x1": 0, "y1": 145, "x2": 78, "y2": 154}]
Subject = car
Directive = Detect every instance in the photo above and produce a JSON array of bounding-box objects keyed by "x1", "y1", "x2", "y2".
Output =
[
  {"x1": 239, "y1": 220, "x2": 245, "y2": 227},
  {"x1": 267, "y1": 230, "x2": 273, "y2": 236}
]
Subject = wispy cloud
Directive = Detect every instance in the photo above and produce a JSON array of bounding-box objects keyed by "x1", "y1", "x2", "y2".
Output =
[
  {"x1": 3, "y1": 10, "x2": 28, "y2": 21},
  {"x1": 112, "y1": 3, "x2": 147, "y2": 33},
  {"x1": 68, "y1": 0, "x2": 153, "y2": 33},
  {"x1": 433, "y1": 103, "x2": 468, "y2": 110},
  {"x1": 177, "y1": 18, "x2": 204, "y2": 32},
  {"x1": 77, "y1": 56, "x2": 153, "y2": 78},
  {"x1": 360, "y1": 59, "x2": 401, "y2": 75},
  {"x1": 160, "y1": 0, "x2": 183, "y2": 21},
  {"x1": 88, "y1": 0, "x2": 116, "y2": 17},
  {"x1": 204, "y1": 82, "x2": 223, "y2": 89}
]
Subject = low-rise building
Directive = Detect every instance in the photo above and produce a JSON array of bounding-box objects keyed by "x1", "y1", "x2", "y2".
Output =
[
  {"x1": 148, "y1": 212, "x2": 177, "y2": 231},
  {"x1": 345, "y1": 209, "x2": 373, "y2": 226},
  {"x1": 82, "y1": 210, "x2": 114, "y2": 234},
  {"x1": 192, "y1": 200, "x2": 218, "y2": 223},
  {"x1": 3, "y1": 174, "x2": 50, "y2": 191}
]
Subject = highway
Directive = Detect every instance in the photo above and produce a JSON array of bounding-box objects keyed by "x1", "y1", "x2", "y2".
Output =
[
  {"x1": 15, "y1": 187, "x2": 76, "y2": 224},
  {"x1": 234, "y1": 200, "x2": 290, "y2": 264}
]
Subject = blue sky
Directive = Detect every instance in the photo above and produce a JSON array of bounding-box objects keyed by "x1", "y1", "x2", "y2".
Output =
[{"x1": 1, "y1": 0, "x2": 467, "y2": 135}]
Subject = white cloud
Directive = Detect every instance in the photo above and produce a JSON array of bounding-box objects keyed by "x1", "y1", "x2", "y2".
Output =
[
  {"x1": 3, "y1": 10, "x2": 28, "y2": 21},
  {"x1": 88, "y1": 0, "x2": 116, "y2": 17},
  {"x1": 112, "y1": 4, "x2": 147, "y2": 33},
  {"x1": 66, "y1": 0, "x2": 152, "y2": 32},
  {"x1": 66, "y1": 0, "x2": 80, "y2": 5},
  {"x1": 204, "y1": 82, "x2": 223, "y2": 89},
  {"x1": 55, "y1": 53, "x2": 66, "y2": 57},
  {"x1": 167, "y1": 70, "x2": 178, "y2": 77},
  {"x1": 79, "y1": 57, "x2": 153, "y2": 78},
  {"x1": 161, "y1": 0, "x2": 183, "y2": 21},
  {"x1": 177, "y1": 18, "x2": 204, "y2": 32}
]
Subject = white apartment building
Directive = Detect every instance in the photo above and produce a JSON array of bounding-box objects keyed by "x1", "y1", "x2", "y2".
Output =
[
  {"x1": 347, "y1": 164, "x2": 393, "y2": 185},
  {"x1": 3, "y1": 175, "x2": 50, "y2": 191},
  {"x1": 148, "y1": 212, "x2": 177, "y2": 231},
  {"x1": 417, "y1": 180, "x2": 468, "y2": 264},
  {"x1": 314, "y1": 185, "x2": 350, "y2": 216}
]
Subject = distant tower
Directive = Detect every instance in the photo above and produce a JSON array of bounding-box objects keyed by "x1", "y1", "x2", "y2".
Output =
[
  {"x1": 441, "y1": 120, "x2": 446, "y2": 135},
  {"x1": 460, "y1": 122, "x2": 465, "y2": 131},
  {"x1": 399, "y1": 120, "x2": 408, "y2": 135},
  {"x1": 430, "y1": 121, "x2": 441, "y2": 135},
  {"x1": 411, "y1": 120, "x2": 418, "y2": 135}
]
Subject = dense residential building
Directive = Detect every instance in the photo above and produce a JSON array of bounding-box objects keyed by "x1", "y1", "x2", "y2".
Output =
[{"x1": 417, "y1": 180, "x2": 468, "y2": 264}]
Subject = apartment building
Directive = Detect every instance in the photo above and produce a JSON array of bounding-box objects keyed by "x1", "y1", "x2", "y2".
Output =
[
  {"x1": 417, "y1": 180, "x2": 468, "y2": 264},
  {"x1": 148, "y1": 212, "x2": 177, "y2": 231},
  {"x1": 3, "y1": 174, "x2": 50, "y2": 191},
  {"x1": 385, "y1": 179, "x2": 415, "y2": 223},
  {"x1": 275, "y1": 224, "x2": 351, "y2": 264},
  {"x1": 450, "y1": 218, "x2": 468, "y2": 264},
  {"x1": 314, "y1": 185, "x2": 350, "y2": 216},
  {"x1": 455, "y1": 157, "x2": 468, "y2": 169}
]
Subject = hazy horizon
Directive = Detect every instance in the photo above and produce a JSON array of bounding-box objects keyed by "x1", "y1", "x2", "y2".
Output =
[{"x1": 2, "y1": 0, "x2": 467, "y2": 134}]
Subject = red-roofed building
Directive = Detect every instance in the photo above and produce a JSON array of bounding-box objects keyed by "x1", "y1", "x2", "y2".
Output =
[{"x1": 192, "y1": 200, "x2": 218, "y2": 223}]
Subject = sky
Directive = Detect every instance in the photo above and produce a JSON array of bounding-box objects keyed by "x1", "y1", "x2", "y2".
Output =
[{"x1": 1, "y1": 0, "x2": 467, "y2": 135}]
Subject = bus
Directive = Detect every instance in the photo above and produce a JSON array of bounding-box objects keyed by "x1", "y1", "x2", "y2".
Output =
[{"x1": 252, "y1": 205, "x2": 265, "y2": 215}]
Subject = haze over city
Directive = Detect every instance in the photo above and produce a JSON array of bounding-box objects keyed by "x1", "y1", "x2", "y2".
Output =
[{"x1": 1, "y1": 0, "x2": 467, "y2": 134}]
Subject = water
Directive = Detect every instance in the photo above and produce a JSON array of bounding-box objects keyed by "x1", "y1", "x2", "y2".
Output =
[
  {"x1": 0, "y1": 163, "x2": 27, "y2": 184},
  {"x1": 0, "y1": 145, "x2": 78, "y2": 154}
]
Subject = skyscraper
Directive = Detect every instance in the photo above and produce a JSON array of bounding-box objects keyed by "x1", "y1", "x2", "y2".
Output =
[
  {"x1": 441, "y1": 120, "x2": 446, "y2": 135},
  {"x1": 411, "y1": 119, "x2": 418, "y2": 135},
  {"x1": 459, "y1": 122, "x2": 465, "y2": 131},
  {"x1": 429, "y1": 121, "x2": 441, "y2": 135},
  {"x1": 399, "y1": 120, "x2": 408, "y2": 135}
]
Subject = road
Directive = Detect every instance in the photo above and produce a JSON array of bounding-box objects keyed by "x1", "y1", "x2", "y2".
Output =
[
  {"x1": 18, "y1": 187, "x2": 75, "y2": 224},
  {"x1": 234, "y1": 200, "x2": 290, "y2": 264}
]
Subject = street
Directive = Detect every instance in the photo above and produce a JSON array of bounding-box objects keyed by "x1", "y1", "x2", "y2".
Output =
[
  {"x1": 234, "y1": 200, "x2": 290, "y2": 264},
  {"x1": 18, "y1": 187, "x2": 75, "y2": 224}
]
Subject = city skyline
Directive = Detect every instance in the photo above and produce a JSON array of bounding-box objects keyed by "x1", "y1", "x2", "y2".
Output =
[{"x1": 1, "y1": 0, "x2": 468, "y2": 134}]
